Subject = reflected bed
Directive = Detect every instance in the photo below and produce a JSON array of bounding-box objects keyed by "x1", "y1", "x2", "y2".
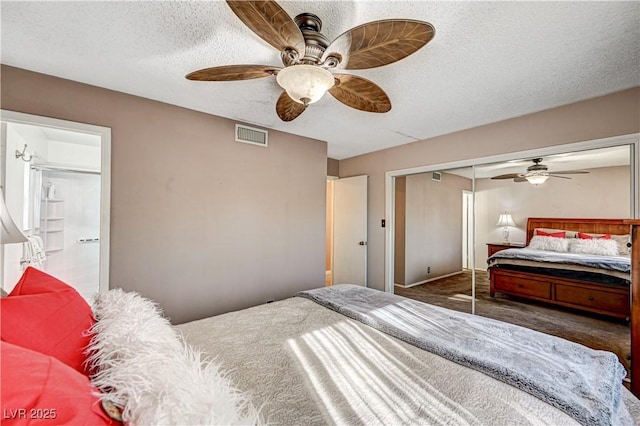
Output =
[{"x1": 488, "y1": 218, "x2": 631, "y2": 319}]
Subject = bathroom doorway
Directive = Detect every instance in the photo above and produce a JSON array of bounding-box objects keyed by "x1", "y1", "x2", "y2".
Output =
[{"x1": 0, "y1": 110, "x2": 111, "y2": 300}]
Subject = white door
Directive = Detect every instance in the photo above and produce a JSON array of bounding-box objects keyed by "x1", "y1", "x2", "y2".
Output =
[{"x1": 333, "y1": 175, "x2": 367, "y2": 286}]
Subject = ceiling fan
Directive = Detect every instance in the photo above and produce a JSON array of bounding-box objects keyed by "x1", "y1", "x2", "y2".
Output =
[
  {"x1": 185, "y1": 1, "x2": 435, "y2": 122},
  {"x1": 491, "y1": 158, "x2": 589, "y2": 185}
]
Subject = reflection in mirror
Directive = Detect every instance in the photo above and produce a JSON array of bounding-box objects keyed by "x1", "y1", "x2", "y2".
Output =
[
  {"x1": 474, "y1": 145, "x2": 632, "y2": 380},
  {"x1": 393, "y1": 167, "x2": 475, "y2": 314}
]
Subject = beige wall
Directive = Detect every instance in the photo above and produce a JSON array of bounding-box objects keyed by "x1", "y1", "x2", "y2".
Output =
[
  {"x1": 339, "y1": 87, "x2": 640, "y2": 291},
  {"x1": 1, "y1": 65, "x2": 327, "y2": 324},
  {"x1": 475, "y1": 165, "x2": 631, "y2": 269},
  {"x1": 402, "y1": 172, "x2": 472, "y2": 285}
]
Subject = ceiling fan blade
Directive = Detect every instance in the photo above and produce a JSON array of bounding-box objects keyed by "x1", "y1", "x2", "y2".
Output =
[
  {"x1": 513, "y1": 177, "x2": 529, "y2": 183},
  {"x1": 186, "y1": 65, "x2": 280, "y2": 81},
  {"x1": 226, "y1": 1, "x2": 305, "y2": 58},
  {"x1": 549, "y1": 174, "x2": 572, "y2": 179},
  {"x1": 276, "y1": 91, "x2": 307, "y2": 121},
  {"x1": 491, "y1": 173, "x2": 522, "y2": 180},
  {"x1": 328, "y1": 74, "x2": 391, "y2": 113},
  {"x1": 323, "y1": 19, "x2": 435, "y2": 70},
  {"x1": 548, "y1": 170, "x2": 590, "y2": 174}
]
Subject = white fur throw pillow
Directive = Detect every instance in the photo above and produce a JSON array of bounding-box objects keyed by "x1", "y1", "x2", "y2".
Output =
[
  {"x1": 569, "y1": 238, "x2": 619, "y2": 257},
  {"x1": 527, "y1": 235, "x2": 569, "y2": 252},
  {"x1": 87, "y1": 289, "x2": 260, "y2": 426}
]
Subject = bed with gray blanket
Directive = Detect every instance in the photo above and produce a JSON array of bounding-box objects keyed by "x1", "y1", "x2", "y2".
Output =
[
  {"x1": 488, "y1": 218, "x2": 633, "y2": 320},
  {"x1": 178, "y1": 285, "x2": 640, "y2": 425}
]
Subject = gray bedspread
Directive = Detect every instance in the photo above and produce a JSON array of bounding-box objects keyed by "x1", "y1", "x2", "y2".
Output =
[
  {"x1": 298, "y1": 285, "x2": 629, "y2": 426},
  {"x1": 178, "y1": 295, "x2": 640, "y2": 425},
  {"x1": 488, "y1": 247, "x2": 631, "y2": 273}
]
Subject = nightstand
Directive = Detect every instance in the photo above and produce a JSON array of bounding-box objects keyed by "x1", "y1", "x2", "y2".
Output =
[{"x1": 487, "y1": 242, "x2": 525, "y2": 257}]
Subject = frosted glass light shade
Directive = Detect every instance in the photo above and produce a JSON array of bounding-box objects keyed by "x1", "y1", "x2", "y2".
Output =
[
  {"x1": 525, "y1": 173, "x2": 549, "y2": 185},
  {"x1": 1, "y1": 188, "x2": 27, "y2": 244},
  {"x1": 276, "y1": 65, "x2": 334, "y2": 105}
]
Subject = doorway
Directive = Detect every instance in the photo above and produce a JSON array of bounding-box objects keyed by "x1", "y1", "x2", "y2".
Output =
[
  {"x1": 0, "y1": 110, "x2": 111, "y2": 300},
  {"x1": 325, "y1": 178, "x2": 335, "y2": 286},
  {"x1": 462, "y1": 190, "x2": 474, "y2": 270},
  {"x1": 327, "y1": 175, "x2": 368, "y2": 287}
]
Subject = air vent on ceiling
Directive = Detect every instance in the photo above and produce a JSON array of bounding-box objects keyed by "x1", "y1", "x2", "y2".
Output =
[
  {"x1": 236, "y1": 124, "x2": 268, "y2": 147},
  {"x1": 432, "y1": 171, "x2": 442, "y2": 182}
]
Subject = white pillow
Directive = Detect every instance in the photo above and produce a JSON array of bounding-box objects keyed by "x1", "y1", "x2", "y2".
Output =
[
  {"x1": 528, "y1": 235, "x2": 569, "y2": 252},
  {"x1": 87, "y1": 289, "x2": 261, "y2": 426},
  {"x1": 569, "y1": 238, "x2": 619, "y2": 257}
]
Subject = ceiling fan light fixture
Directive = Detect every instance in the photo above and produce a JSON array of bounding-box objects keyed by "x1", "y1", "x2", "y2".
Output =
[
  {"x1": 276, "y1": 65, "x2": 334, "y2": 105},
  {"x1": 189, "y1": 2, "x2": 434, "y2": 121},
  {"x1": 525, "y1": 173, "x2": 549, "y2": 185}
]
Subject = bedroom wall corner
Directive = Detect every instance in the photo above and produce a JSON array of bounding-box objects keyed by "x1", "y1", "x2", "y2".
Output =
[
  {"x1": 0, "y1": 65, "x2": 328, "y2": 324},
  {"x1": 327, "y1": 158, "x2": 339, "y2": 177}
]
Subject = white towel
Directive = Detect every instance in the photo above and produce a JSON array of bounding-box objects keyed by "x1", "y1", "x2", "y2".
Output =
[{"x1": 23, "y1": 236, "x2": 46, "y2": 268}]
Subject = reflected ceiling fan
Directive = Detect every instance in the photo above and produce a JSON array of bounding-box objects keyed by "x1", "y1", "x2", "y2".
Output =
[
  {"x1": 491, "y1": 158, "x2": 589, "y2": 185},
  {"x1": 186, "y1": 1, "x2": 435, "y2": 121}
]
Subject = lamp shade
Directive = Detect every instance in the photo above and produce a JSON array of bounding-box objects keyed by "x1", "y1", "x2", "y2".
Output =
[
  {"x1": 276, "y1": 65, "x2": 335, "y2": 105},
  {"x1": 1, "y1": 188, "x2": 27, "y2": 244},
  {"x1": 496, "y1": 213, "x2": 516, "y2": 227}
]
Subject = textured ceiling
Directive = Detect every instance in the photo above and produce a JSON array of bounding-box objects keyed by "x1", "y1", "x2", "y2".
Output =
[{"x1": 1, "y1": 1, "x2": 639, "y2": 159}]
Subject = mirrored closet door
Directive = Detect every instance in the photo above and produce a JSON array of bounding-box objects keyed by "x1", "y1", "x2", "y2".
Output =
[{"x1": 473, "y1": 145, "x2": 633, "y2": 379}]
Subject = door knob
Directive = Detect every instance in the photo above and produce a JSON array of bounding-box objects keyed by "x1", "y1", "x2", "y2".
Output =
[{"x1": 358, "y1": 241, "x2": 367, "y2": 246}]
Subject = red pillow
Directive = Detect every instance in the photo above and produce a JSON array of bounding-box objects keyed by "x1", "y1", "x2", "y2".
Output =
[
  {"x1": 1, "y1": 341, "x2": 117, "y2": 425},
  {"x1": 578, "y1": 232, "x2": 611, "y2": 240},
  {"x1": 535, "y1": 230, "x2": 566, "y2": 238},
  {"x1": 1, "y1": 267, "x2": 94, "y2": 374}
]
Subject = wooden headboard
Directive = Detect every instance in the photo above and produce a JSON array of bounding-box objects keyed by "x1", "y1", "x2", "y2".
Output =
[{"x1": 526, "y1": 218, "x2": 631, "y2": 245}]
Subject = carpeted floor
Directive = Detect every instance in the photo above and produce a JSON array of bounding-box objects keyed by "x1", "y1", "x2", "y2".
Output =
[{"x1": 395, "y1": 269, "x2": 631, "y2": 376}]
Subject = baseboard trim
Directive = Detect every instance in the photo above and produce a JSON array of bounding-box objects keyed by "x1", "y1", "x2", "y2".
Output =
[{"x1": 401, "y1": 270, "x2": 465, "y2": 289}]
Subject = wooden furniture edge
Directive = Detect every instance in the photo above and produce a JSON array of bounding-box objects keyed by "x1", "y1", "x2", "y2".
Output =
[
  {"x1": 525, "y1": 218, "x2": 630, "y2": 245},
  {"x1": 489, "y1": 267, "x2": 630, "y2": 319},
  {"x1": 624, "y1": 220, "x2": 640, "y2": 397}
]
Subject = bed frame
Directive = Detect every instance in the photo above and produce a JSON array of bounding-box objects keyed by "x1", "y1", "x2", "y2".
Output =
[{"x1": 489, "y1": 218, "x2": 631, "y2": 320}]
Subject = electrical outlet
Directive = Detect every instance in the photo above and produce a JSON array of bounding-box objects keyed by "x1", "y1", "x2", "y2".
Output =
[{"x1": 427, "y1": 266, "x2": 431, "y2": 274}]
